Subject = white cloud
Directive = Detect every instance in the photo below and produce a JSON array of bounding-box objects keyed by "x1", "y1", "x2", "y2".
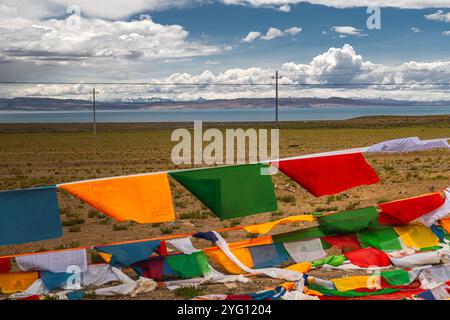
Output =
[
  {"x1": 332, "y1": 26, "x2": 364, "y2": 36},
  {"x1": 425, "y1": 10, "x2": 450, "y2": 22},
  {"x1": 0, "y1": 15, "x2": 222, "y2": 65},
  {"x1": 0, "y1": 0, "x2": 203, "y2": 20},
  {"x1": 260, "y1": 27, "x2": 284, "y2": 40},
  {"x1": 243, "y1": 26, "x2": 301, "y2": 42},
  {"x1": 6, "y1": 44, "x2": 450, "y2": 102},
  {"x1": 278, "y1": 4, "x2": 291, "y2": 12},
  {"x1": 284, "y1": 26, "x2": 302, "y2": 36},
  {"x1": 242, "y1": 31, "x2": 262, "y2": 42},
  {"x1": 411, "y1": 27, "x2": 421, "y2": 32},
  {"x1": 221, "y1": 1, "x2": 450, "y2": 11},
  {"x1": 442, "y1": 30, "x2": 450, "y2": 35}
]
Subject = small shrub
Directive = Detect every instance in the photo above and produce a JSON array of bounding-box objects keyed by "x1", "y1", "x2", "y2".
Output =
[
  {"x1": 113, "y1": 223, "x2": 128, "y2": 231},
  {"x1": 69, "y1": 225, "x2": 81, "y2": 233}
]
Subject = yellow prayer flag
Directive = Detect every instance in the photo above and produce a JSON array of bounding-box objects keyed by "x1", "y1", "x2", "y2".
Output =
[
  {"x1": 332, "y1": 275, "x2": 381, "y2": 292},
  {"x1": 394, "y1": 224, "x2": 439, "y2": 249},
  {"x1": 244, "y1": 215, "x2": 314, "y2": 235},
  {"x1": 205, "y1": 247, "x2": 253, "y2": 274},
  {"x1": 284, "y1": 262, "x2": 312, "y2": 273},
  {"x1": 0, "y1": 272, "x2": 38, "y2": 294}
]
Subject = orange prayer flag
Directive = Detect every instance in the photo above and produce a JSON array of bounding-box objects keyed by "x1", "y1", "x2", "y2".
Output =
[
  {"x1": 60, "y1": 173, "x2": 175, "y2": 224},
  {"x1": 284, "y1": 262, "x2": 312, "y2": 273},
  {"x1": 0, "y1": 272, "x2": 38, "y2": 294},
  {"x1": 441, "y1": 218, "x2": 450, "y2": 234}
]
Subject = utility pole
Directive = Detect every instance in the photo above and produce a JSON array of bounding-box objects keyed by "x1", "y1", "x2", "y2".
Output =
[
  {"x1": 272, "y1": 71, "x2": 282, "y2": 122},
  {"x1": 92, "y1": 88, "x2": 97, "y2": 139}
]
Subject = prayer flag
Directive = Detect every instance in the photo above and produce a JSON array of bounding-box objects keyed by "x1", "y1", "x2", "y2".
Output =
[
  {"x1": 16, "y1": 249, "x2": 88, "y2": 273},
  {"x1": 170, "y1": 164, "x2": 277, "y2": 219},
  {"x1": 60, "y1": 174, "x2": 175, "y2": 224},
  {"x1": 0, "y1": 272, "x2": 39, "y2": 294},
  {"x1": 249, "y1": 243, "x2": 293, "y2": 268},
  {"x1": 0, "y1": 186, "x2": 62, "y2": 245},
  {"x1": 0, "y1": 257, "x2": 10, "y2": 273},
  {"x1": 166, "y1": 251, "x2": 211, "y2": 279},
  {"x1": 318, "y1": 207, "x2": 379, "y2": 234},
  {"x1": 273, "y1": 152, "x2": 379, "y2": 197},
  {"x1": 344, "y1": 247, "x2": 391, "y2": 268},
  {"x1": 378, "y1": 193, "x2": 445, "y2": 225},
  {"x1": 394, "y1": 224, "x2": 439, "y2": 249},
  {"x1": 357, "y1": 228, "x2": 403, "y2": 252},
  {"x1": 95, "y1": 240, "x2": 161, "y2": 267},
  {"x1": 322, "y1": 235, "x2": 361, "y2": 253},
  {"x1": 283, "y1": 238, "x2": 326, "y2": 263}
]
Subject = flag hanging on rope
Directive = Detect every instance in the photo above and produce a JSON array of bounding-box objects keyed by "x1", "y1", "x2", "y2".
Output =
[
  {"x1": 318, "y1": 207, "x2": 379, "y2": 234},
  {"x1": 0, "y1": 186, "x2": 62, "y2": 246},
  {"x1": 344, "y1": 247, "x2": 391, "y2": 268},
  {"x1": 95, "y1": 240, "x2": 161, "y2": 267},
  {"x1": 272, "y1": 152, "x2": 379, "y2": 197},
  {"x1": 378, "y1": 193, "x2": 445, "y2": 225},
  {"x1": 170, "y1": 164, "x2": 278, "y2": 219},
  {"x1": 60, "y1": 174, "x2": 175, "y2": 224}
]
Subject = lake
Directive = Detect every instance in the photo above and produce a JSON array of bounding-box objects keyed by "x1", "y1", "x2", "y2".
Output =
[{"x1": 1, "y1": 106, "x2": 450, "y2": 123}]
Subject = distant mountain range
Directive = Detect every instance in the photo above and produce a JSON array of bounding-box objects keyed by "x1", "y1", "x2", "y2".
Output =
[{"x1": 0, "y1": 97, "x2": 449, "y2": 111}]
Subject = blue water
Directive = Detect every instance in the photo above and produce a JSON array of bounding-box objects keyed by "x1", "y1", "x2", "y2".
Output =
[{"x1": 0, "y1": 106, "x2": 450, "y2": 123}]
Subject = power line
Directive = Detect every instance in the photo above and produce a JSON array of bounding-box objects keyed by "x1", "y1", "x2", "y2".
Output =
[{"x1": 0, "y1": 81, "x2": 450, "y2": 87}]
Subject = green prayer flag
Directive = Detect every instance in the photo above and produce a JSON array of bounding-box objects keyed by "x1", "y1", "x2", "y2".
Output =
[
  {"x1": 308, "y1": 283, "x2": 398, "y2": 297},
  {"x1": 166, "y1": 251, "x2": 210, "y2": 279},
  {"x1": 318, "y1": 207, "x2": 379, "y2": 234},
  {"x1": 381, "y1": 269, "x2": 412, "y2": 286},
  {"x1": 170, "y1": 164, "x2": 277, "y2": 219},
  {"x1": 312, "y1": 255, "x2": 346, "y2": 268},
  {"x1": 272, "y1": 227, "x2": 326, "y2": 244},
  {"x1": 358, "y1": 227, "x2": 402, "y2": 252}
]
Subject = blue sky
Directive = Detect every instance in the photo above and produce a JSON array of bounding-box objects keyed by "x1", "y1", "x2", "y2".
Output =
[{"x1": 1, "y1": 1, "x2": 450, "y2": 101}]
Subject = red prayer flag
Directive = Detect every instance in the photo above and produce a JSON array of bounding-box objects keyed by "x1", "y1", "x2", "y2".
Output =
[
  {"x1": 322, "y1": 235, "x2": 362, "y2": 253},
  {"x1": 273, "y1": 152, "x2": 379, "y2": 197},
  {"x1": 344, "y1": 247, "x2": 391, "y2": 268},
  {"x1": 0, "y1": 257, "x2": 10, "y2": 273},
  {"x1": 378, "y1": 193, "x2": 445, "y2": 225}
]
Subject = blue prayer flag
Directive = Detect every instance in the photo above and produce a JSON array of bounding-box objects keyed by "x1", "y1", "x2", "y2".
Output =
[
  {"x1": 0, "y1": 186, "x2": 62, "y2": 246},
  {"x1": 95, "y1": 240, "x2": 161, "y2": 267}
]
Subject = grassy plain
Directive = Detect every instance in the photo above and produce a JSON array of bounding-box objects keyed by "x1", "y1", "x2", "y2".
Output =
[{"x1": 0, "y1": 116, "x2": 449, "y2": 299}]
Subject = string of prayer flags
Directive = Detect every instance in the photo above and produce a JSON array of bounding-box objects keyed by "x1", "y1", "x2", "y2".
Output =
[
  {"x1": 0, "y1": 186, "x2": 62, "y2": 246},
  {"x1": 60, "y1": 174, "x2": 175, "y2": 224},
  {"x1": 378, "y1": 192, "x2": 445, "y2": 225},
  {"x1": 95, "y1": 240, "x2": 161, "y2": 267},
  {"x1": 344, "y1": 247, "x2": 391, "y2": 268},
  {"x1": 273, "y1": 152, "x2": 379, "y2": 197},
  {"x1": 318, "y1": 207, "x2": 379, "y2": 234},
  {"x1": 16, "y1": 249, "x2": 88, "y2": 273},
  {"x1": 205, "y1": 247, "x2": 254, "y2": 274},
  {"x1": 170, "y1": 163, "x2": 278, "y2": 219}
]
